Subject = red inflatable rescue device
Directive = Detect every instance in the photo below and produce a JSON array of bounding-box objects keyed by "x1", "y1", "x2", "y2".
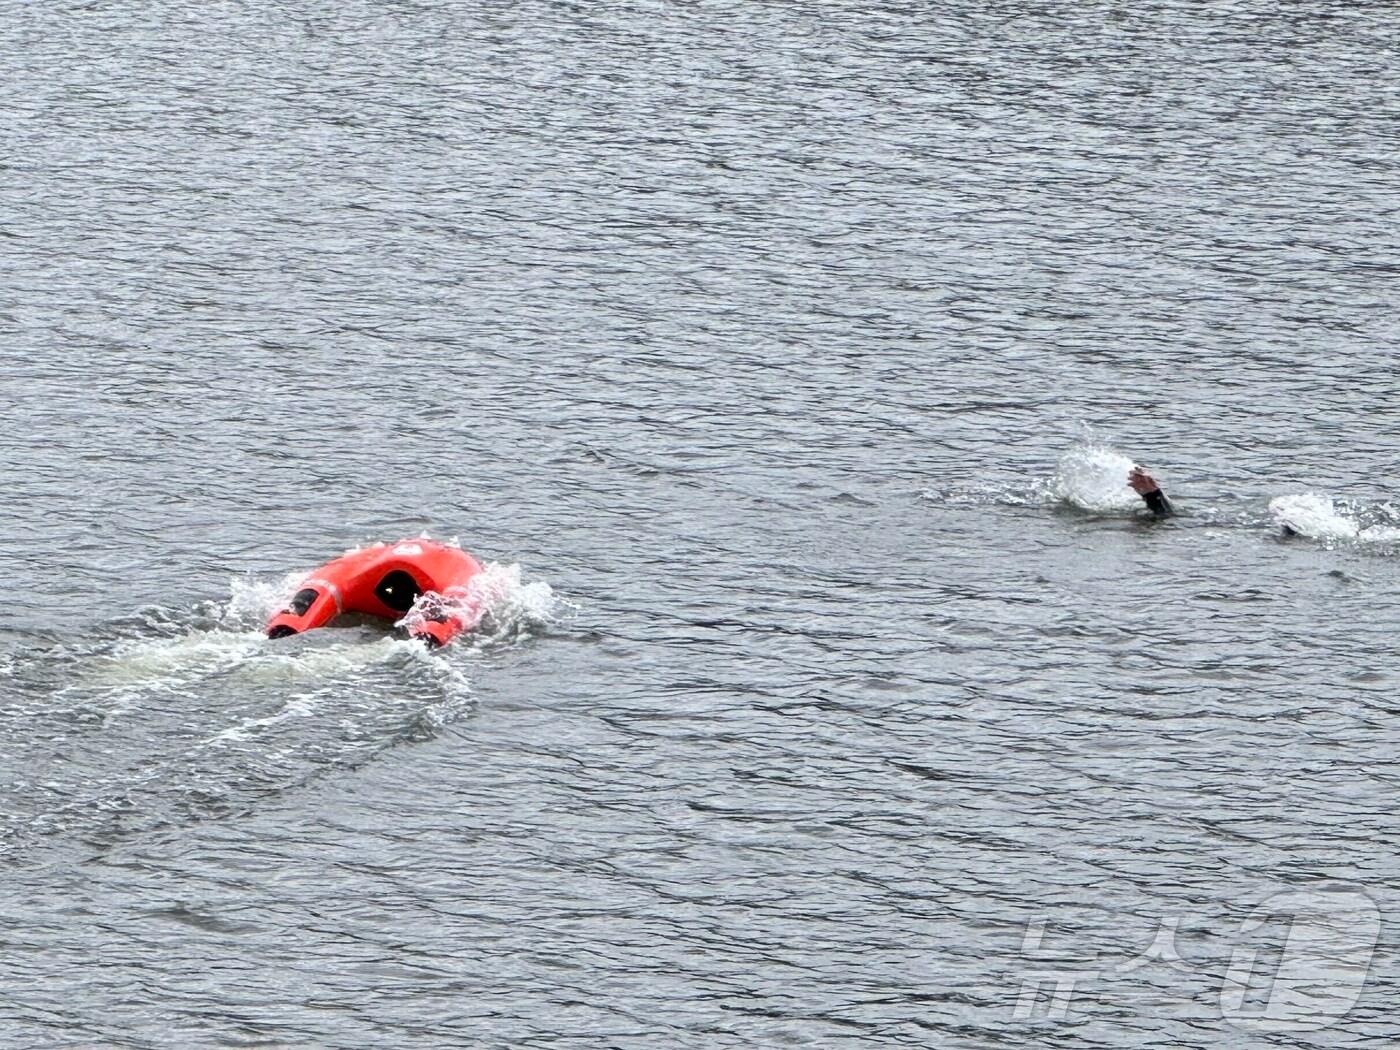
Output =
[{"x1": 266, "y1": 539, "x2": 485, "y2": 648}]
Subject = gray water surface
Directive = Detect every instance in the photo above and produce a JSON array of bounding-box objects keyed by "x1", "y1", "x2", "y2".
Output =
[{"x1": 3, "y1": 2, "x2": 1399, "y2": 1047}]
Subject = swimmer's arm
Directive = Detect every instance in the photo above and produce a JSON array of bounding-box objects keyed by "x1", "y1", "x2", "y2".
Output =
[
  {"x1": 1141, "y1": 488, "x2": 1173, "y2": 517},
  {"x1": 1128, "y1": 467, "x2": 1172, "y2": 518}
]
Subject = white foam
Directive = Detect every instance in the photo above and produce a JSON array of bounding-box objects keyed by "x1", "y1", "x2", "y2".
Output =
[
  {"x1": 206, "y1": 690, "x2": 325, "y2": 743},
  {"x1": 918, "y1": 481, "x2": 1056, "y2": 507},
  {"x1": 239, "y1": 635, "x2": 427, "y2": 679},
  {"x1": 99, "y1": 630, "x2": 266, "y2": 685}
]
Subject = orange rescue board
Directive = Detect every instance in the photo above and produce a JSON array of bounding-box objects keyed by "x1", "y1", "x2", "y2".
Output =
[{"x1": 266, "y1": 540, "x2": 484, "y2": 648}]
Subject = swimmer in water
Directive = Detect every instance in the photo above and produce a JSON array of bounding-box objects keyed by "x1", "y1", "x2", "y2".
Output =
[
  {"x1": 1127, "y1": 466, "x2": 1310, "y2": 535},
  {"x1": 1128, "y1": 466, "x2": 1173, "y2": 518}
]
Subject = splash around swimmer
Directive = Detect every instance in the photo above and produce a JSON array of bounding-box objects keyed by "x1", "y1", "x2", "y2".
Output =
[{"x1": 266, "y1": 539, "x2": 485, "y2": 648}]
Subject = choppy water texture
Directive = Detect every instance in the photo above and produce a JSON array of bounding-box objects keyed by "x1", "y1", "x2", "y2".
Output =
[{"x1": 3, "y1": 2, "x2": 1400, "y2": 1047}]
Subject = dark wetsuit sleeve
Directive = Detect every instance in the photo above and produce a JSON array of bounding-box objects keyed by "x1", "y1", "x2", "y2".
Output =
[{"x1": 1141, "y1": 489, "x2": 1173, "y2": 517}]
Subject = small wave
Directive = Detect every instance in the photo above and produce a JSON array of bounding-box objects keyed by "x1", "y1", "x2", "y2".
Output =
[
  {"x1": 200, "y1": 637, "x2": 460, "y2": 745},
  {"x1": 918, "y1": 480, "x2": 1056, "y2": 507}
]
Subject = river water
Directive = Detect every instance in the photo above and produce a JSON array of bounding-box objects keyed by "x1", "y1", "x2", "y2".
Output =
[{"x1": 3, "y1": 1, "x2": 1398, "y2": 1047}]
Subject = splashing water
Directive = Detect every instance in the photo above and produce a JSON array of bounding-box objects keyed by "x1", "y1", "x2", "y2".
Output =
[
  {"x1": 1269, "y1": 493, "x2": 1358, "y2": 540},
  {"x1": 219, "y1": 570, "x2": 307, "y2": 631},
  {"x1": 1268, "y1": 494, "x2": 1400, "y2": 544},
  {"x1": 397, "y1": 561, "x2": 566, "y2": 648},
  {"x1": 1052, "y1": 443, "x2": 1143, "y2": 513}
]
